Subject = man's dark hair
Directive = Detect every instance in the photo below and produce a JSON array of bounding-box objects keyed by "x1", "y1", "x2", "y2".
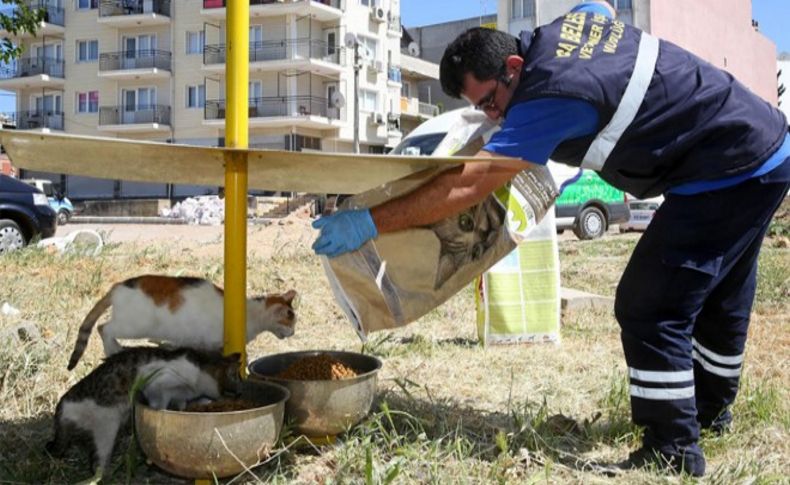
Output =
[{"x1": 440, "y1": 27, "x2": 519, "y2": 99}]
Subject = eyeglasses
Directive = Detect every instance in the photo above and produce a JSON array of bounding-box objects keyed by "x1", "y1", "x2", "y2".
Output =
[{"x1": 474, "y1": 79, "x2": 502, "y2": 113}]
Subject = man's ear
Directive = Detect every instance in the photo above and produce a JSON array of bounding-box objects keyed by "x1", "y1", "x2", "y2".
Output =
[{"x1": 505, "y1": 55, "x2": 524, "y2": 77}]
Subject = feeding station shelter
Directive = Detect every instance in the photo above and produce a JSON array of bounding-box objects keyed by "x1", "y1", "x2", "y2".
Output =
[{"x1": 0, "y1": 0, "x2": 508, "y2": 479}]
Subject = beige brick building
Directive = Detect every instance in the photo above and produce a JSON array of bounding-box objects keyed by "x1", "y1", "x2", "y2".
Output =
[{"x1": 0, "y1": 0, "x2": 439, "y2": 198}]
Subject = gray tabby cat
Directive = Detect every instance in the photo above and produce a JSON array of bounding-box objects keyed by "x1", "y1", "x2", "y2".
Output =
[
  {"x1": 67, "y1": 275, "x2": 297, "y2": 370},
  {"x1": 429, "y1": 196, "x2": 505, "y2": 289},
  {"x1": 47, "y1": 347, "x2": 242, "y2": 478}
]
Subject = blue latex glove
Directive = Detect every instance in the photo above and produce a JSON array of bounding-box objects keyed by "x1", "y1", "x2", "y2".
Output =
[{"x1": 312, "y1": 209, "x2": 378, "y2": 258}]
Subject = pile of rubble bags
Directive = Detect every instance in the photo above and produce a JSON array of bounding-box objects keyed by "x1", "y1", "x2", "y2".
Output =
[{"x1": 160, "y1": 196, "x2": 225, "y2": 225}]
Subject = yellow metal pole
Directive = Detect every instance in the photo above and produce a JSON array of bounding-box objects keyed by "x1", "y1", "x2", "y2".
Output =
[{"x1": 223, "y1": 0, "x2": 249, "y2": 372}]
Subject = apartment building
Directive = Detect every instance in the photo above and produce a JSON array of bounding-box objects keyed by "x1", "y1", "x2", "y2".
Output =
[
  {"x1": 778, "y1": 52, "x2": 789, "y2": 118},
  {"x1": 0, "y1": 0, "x2": 439, "y2": 198}
]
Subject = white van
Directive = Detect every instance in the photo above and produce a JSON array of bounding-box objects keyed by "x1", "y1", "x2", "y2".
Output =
[{"x1": 391, "y1": 108, "x2": 629, "y2": 239}]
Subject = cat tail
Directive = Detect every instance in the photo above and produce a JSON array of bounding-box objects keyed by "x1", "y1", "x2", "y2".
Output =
[{"x1": 67, "y1": 289, "x2": 115, "y2": 370}]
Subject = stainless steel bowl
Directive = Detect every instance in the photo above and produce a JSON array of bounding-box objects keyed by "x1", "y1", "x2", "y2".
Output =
[
  {"x1": 248, "y1": 350, "x2": 382, "y2": 437},
  {"x1": 134, "y1": 380, "x2": 289, "y2": 479}
]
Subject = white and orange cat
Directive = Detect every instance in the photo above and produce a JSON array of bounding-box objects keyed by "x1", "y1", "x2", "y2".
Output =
[{"x1": 67, "y1": 275, "x2": 297, "y2": 370}]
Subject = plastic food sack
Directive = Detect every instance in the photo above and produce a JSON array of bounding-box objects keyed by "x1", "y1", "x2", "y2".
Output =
[
  {"x1": 475, "y1": 209, "x2": 561, "y2": 345},
  {"x1": 321, "y1": 110, "x2": 558, "y2": 339}
]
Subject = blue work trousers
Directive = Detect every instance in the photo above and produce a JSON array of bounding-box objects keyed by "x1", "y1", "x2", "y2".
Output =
[{"x1": 614, "y1": 159, "x2": 790, "y2": 461}]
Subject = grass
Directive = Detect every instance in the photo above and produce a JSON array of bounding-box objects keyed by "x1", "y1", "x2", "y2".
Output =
[{"x1": 0, "y1": 226, "x2": 787, "y2": 484}]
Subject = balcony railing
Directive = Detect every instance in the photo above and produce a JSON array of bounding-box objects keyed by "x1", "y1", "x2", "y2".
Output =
[
  {"x1": 0, "y1": 57, "x2": 64, "y2": 79},
  {"x1": 205, "y1": 96, "x2": 338, "y2": 120},
  {"x1": 204, "y1": 39, "x2": 342, "y2": 65},
  {"x1": 203, "y1": 0, "x2": 342, "y2": 9},
  {"x1": 99, "y1": 50, "x2": 172, "y2": 72},
  {"x1": 99, "y1": 104, "x2": 171, "y2": 125},
  {"x1": 0, "y1": 1, "x2": 64, "y2": 26},
  {"x1": 16, "y1": 110, "x2": 64, "y2": 130},
  {"x1": 387, "y1": 67, "x2": 401, "y2": 83},
  {"x1": 99, "y1": 0, "x2": 170, "y2": 17},
  {"x1": 418, "y1": 101, "x2": 439, "y2": 117}
]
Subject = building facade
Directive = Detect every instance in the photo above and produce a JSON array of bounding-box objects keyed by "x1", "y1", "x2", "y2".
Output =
[
  {"x1": 498, "y1": 0, "x2": 778, "y2": 104},
  {"x1": 778, "y1": 52, "x2": 789, "y2": 119},
  {"x1": 0, "y1": 0, "x2": 439, "y2": 198}
]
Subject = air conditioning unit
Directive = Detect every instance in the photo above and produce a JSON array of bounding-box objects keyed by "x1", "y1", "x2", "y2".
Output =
[
  {"x1": 366, "y1": 60, "x2": 384, "y2": 74},
  {"x1": 370, "y1": 112, "x2": 385, "y2": 125},
  {"x1": 370, "y1": 7, "x2": 386, "y2": 22}
]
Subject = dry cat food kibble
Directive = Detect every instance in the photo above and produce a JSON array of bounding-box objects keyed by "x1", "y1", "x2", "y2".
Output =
[
  {"x1": 275, "y1": 354, "x2": 358, "y2": 380},
  {"x1": 184, "y1": 399, "x2": 259, "y2": 413}
]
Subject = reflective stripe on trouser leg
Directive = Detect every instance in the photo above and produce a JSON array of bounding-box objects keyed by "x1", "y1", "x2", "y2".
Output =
[{"x1": 692, "y1": 201, "x2": 767, "y2": 427}]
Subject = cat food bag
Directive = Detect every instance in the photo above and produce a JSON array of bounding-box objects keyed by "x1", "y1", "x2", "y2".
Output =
[
  {"x1": 475, "y1": 209, "x2": 561, "y2": 346},
  {"x1": 321, "y1": 109, "x2": 559, "y2": 339}
]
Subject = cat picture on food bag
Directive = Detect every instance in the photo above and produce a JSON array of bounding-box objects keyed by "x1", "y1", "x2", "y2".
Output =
[{"x1": 429, "y1": 195, "x2": 505, "y2": 290}]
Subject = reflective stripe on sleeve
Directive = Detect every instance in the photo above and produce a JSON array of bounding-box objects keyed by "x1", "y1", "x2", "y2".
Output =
[{"x1": 581, "y1": 31, "x2": 660, "y2": 170}]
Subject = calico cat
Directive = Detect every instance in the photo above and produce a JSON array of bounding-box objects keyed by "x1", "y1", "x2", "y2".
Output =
[
  {"x1": 429, "y1": 196, "x2": 505, "y2": 289},
  {"x1": 67, "y1": 275, "x2": 297, "y2": 370},
  {"x1": 47, "y1": 347, "x2": 242, "y2": 478}
]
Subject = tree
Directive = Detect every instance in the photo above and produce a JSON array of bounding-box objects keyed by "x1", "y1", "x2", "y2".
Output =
[{"x1": 0, "y1": 0, "x2": 45, "y2": 64}]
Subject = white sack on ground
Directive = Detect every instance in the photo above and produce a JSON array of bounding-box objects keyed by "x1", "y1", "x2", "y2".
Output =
[{"x1": 322, "y1": 109, "x2": 559, "y2": 339}]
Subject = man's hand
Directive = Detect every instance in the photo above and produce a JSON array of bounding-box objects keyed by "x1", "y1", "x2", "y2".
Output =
[{"x1": 312, "y1": 209, "x2": 379, "y2": 258}]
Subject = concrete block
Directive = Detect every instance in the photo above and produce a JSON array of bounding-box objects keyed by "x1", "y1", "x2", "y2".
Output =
[{"x1": 561, "y1": 287, "x2": 614, "y2": 313}]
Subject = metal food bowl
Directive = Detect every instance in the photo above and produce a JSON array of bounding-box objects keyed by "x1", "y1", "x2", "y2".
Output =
[
  {"x1": 134, "y1": 380, "x2": 289, "y2": 479},
  {"x1": 248, "y1": 350, "x2": 382, "y2": 437}
]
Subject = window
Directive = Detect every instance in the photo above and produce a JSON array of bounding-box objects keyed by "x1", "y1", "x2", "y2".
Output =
[
  {"x1": 186, "y1": 31, "x2": 204, "y2": 55},
  {"x1": 249, "y1": 25, "x2": 263, "y2": 46},
  {"x1": 360, "y1": 89, "x2": 378, "y2": 112},
  {"x1": 359, "y1": 35, "x2": 378, "y2": 61},
  {"x1": 614, "y1": 0, "x2": 632, "y2": 9},
  {"x1": 359, "y1": 0, "x2": 377, "y2": 6},
  {"x1": 76, "y1": 91, "x2": 98, "y2": 113},
  {"x1": 249, "y1": 81, "x2": 262, "y2": 99},
  {"x1": 401, "y1": 82, "x2": 410, "y2": 98},
  {"x1": 77, "y1": 0, "x2": 98, "y2": 9},
  {"x1": 186, "y1": 85, "x2": 205, "y2": 108},
  {"x1": 511, "y1": 0, "x2": 535, "y2": 19},
  {"x1": 76, "y1": 40, "x2": 98, "y2": 62}
]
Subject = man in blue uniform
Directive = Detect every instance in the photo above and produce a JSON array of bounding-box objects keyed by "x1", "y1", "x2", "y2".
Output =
[{"x1": 312, "y1": 1, "x2": 790, "y2": 476}]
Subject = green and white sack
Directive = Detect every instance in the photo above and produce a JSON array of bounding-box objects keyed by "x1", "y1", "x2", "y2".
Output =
[{"x1": 476, "y1": 209, "x2": 561, "y2": 345}]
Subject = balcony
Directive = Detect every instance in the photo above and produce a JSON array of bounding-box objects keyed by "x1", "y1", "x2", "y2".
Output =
[
  {"x1": 204, "y1": 95, "x2": 341, "y2": 129},
  {"x1": 0, "y1": 1, "x2": 65, "y2": 36},
  {"x1": 98, "y1": 104, "x2": 171, "y2": 132},
  {"x1": 98, "y1": 0, "x2": 171, "y2": 27},
  {"x1": 387, "y1": 67, "x2": 401, "y2": 84},
  {"x1": 400, "y1": 97, "x2": 439, "y2": 120},
  {"x1": 203, "y1": 39, "x2": 343, "y2": 77},
  {"x1": 202, "y1": 0, "x2": 343, "y2": 22},
  {"x1": 387, "y1": 14, "x2": 402, "y2": 36},
  {"x1": 98, "y1": 50, "x2": 172, "y2": 79},
  {"x1": 0, "y1": 57, "x2": 65, "y2": 89},
  {"x1": 15, "y1": 110, "x2": 64, "y2": 131}
]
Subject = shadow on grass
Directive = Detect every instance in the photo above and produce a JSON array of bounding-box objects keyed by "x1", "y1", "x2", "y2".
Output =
[
  {"x1": 330, "y1": 389, "x2": 638, "y2": 475},
  {"x1": 0, "y1": 414, "x2": 192, "y2": 484}
]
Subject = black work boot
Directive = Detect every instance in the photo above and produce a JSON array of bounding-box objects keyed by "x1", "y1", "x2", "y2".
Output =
[
  {"x1": 698, "y1": 409, "x2": 732, "y2": 436},
  {"x1": 618, "y1": 446, "x2": 706, "y2": 477}
]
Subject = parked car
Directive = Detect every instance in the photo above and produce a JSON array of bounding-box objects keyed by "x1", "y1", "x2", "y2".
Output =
[
  {"x1": 0, "y1": 175, "x2": 57, "y2": 253},
  {"x1": 620, "y1": 195, "x2": 664, "y2": 232},
  {"x1": 548, "y1": 163, "x2": 630, "y2": 240},
  {"x1": 391, "y1": 108, "x2": 629, "y2": 240},
  {"x1": 22, "y1": 178, "x2": 74, "y2": 225}
]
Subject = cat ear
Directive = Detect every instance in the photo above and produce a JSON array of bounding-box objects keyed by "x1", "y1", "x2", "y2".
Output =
[{"x1": 282, "y1": 290, "x2": 297, "y2": 303}]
